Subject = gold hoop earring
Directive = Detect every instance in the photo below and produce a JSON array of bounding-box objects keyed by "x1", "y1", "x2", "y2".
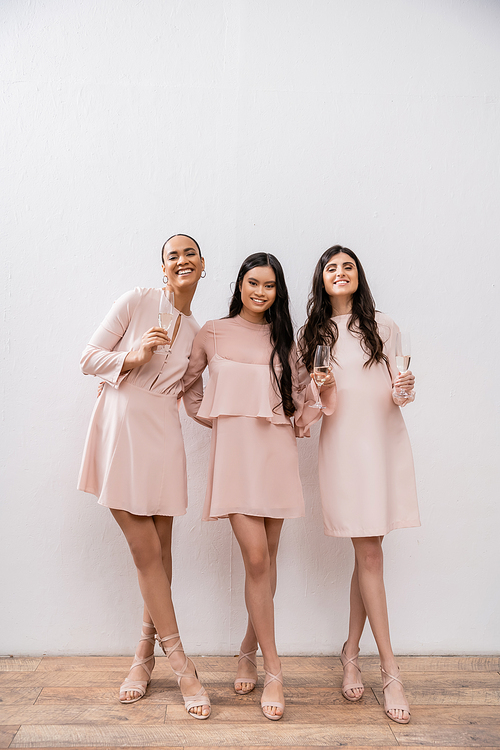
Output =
[
  {"x1": 201, "y1": 270, "x2": 206, "y2": 278},
  {"x1": 163, "y1": 275, "x2": 168, "y2": 283}
]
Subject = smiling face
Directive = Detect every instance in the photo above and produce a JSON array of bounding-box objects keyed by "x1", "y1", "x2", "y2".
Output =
[
  {"x1": 322, "y1": 252, "x2": 359, "y2": 308},
  {"x1": 162, "y1": 235, "x2": 205, "y2": 294},
  {"x1": 239, "y1": 265, "x2": 277, "y2": 321}
]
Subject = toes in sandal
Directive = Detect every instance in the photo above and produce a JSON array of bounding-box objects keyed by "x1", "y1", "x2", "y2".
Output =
[
  {"x1": 261, "y1": 667, "x2": 284, "y2": 721},
  {"x1": 234, "y1": 648, "x2": 258, "y2": 694},
  {"x1": 340, "y1": 641, "x2": 364, "y2": 702},
  {"x1": 158, "y1": 633, "x2": 211, "y2": 720},
  {"x1": 380, "y1": 666, "x2": 411, "y2": 724},
  {"x1": 119, "y1": 621, "x2": 156, "y2": 704}
]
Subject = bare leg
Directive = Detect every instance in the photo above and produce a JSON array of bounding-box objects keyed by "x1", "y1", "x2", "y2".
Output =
[
  {"x1": 229, "y1": 513, "x2": 285, "y2": 716},
  {"x1": 350, "y1": 536, "x2": 409, "y2": 722},
  {"x1": 235, "y1": 517, "x2": 282, "y2": 692},
  {"x1": 341, "y1": 560, "x2": 367, "y2": 699},
  {"x1": 126, "y1": 516, "x2": 174, "y2": 701},
  {"x1": 230, "y1": 514, "x2": 284, "y2": 718},
  {"x1": 111, "y1": 510, "x2": 209, "y2": 716},
  {"x1": 141, "y1": 514, "x2": 173, "y2": 630}
]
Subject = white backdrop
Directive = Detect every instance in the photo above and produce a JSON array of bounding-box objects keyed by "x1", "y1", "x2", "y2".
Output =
[{"x1": 1, "y1": 0, "x2": 499, "y2": 657}]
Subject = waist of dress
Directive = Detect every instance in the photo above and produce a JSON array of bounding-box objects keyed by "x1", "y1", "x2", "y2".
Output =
[{"x1": 118, "y1": 380, "x2": 180, "y2": 399}]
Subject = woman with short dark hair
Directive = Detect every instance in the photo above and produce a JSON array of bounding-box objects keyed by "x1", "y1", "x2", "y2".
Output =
[{"x1": 78, "y1": 234, "x2": 211, "y2": 718}]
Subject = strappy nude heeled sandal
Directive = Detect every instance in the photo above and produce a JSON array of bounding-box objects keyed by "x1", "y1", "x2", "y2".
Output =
[
  {"x1": 157, "y1": 633, "x2": 211, "y2": 720},
  {"x1": 380, "y1": 666, "x2": 411, "y2": 724},
  {"x1": 234, "y1": 648, "x2": 258, "y2": 694},
  {"x1": 119, "y1": 622, "x2": 156, "y2": 703},
  {"x1": 261, "y1": 667, "x2": 284, "y2": 721},
  {"x1": 340, "y1": 641, "x2": 364, "y2": 702}
]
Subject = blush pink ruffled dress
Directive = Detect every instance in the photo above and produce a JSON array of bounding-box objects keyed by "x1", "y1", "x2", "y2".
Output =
[
  {"x1": 78, "y1": 287, "x2": 203, "y2": 517},
  {"x1": 297, "y1": 312, "x2": 420, "y2": 538},
  {"x1": 182, "y1": 316, "x2": 313, "y2": 521}
]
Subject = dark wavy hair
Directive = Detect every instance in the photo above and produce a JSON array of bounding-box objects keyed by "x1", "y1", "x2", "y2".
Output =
[
  {"x1": 299, "y1": 245, "x2": 388, "y2": 373},
  {"x1": 228, "y1": 253, "x2": 295, "y2": 417}
]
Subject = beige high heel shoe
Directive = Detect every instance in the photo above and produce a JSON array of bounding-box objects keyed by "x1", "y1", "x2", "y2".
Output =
[
  {"x1": 380, "y1": 666, "x2": 411, "y2": 724},
  {"x1": 261, "y1": 667, "x2": 284, "y2": 721},
  {"x1": 340, "y1": 641, "x2": 364, "y2": 702},
  {"x1": 157, "y1": 633, "x2": 211, "y2": 720},
  {"x1": 234, "y1": 648, "x2": 258, "y2": 694},
  {"x1": 119, "y1": 622, "x2": 156, "y2": 703}
]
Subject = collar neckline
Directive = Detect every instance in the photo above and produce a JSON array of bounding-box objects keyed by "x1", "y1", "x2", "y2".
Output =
[{"x1": 236, "y1": 314, "x2": 270, "y2": 329}]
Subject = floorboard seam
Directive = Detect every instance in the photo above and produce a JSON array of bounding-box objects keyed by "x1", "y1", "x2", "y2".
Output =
[
  {"x1": 7, "y1": 725, "x2": 20, "y2": 749},
  {"x1": 33, "y1": 658, "x2": 43, "y2": 673},
  {"x1": 31, "y1": 688, "x2": 44, "y2": 705},
  {"x1": 388, "y1": 722, "x2": 400, "y2": 746}
]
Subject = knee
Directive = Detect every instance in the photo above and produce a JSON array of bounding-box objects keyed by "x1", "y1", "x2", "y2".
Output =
[
  {"x1": 245, "y1": 549, "x2": 270, "y2": 580},
  {"x1": 356, "y1": 540, "x2": 383, "y2": 575},
  {"x1": 128, "y1": 537, "x2": 162, "y2": 573}
]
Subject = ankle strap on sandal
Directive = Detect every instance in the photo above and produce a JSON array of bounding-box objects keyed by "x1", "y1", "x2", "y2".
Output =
[
  {"x1": 264, "y1": 668, "x2": 283, "y2": 688},
  {"x1": 380, "y1": 666, "x2": 403, "y2": 690},
  {"x1": 156, "y1": 633, "x2": 182, "y2": 658}
]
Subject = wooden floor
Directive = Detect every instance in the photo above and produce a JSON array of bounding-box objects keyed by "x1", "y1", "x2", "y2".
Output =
[{"x1": 1, "y1": 655, "x2": 499, "y2": 749}]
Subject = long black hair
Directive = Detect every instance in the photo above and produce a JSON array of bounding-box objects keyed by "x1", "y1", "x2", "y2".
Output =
[
  {"x1": 228, "y1": 253, "x2": 295, "y2": 417},
  {"x1": 299, "y1": 245, "x2": 388, "y2": 373}
]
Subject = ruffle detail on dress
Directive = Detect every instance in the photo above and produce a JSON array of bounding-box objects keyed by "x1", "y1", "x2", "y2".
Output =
[{"x1": 197, "y1": 356, "x2": 289, "y2": 424}]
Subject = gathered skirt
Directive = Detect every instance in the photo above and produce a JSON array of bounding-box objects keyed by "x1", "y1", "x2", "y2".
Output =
[
  {"x1": 203, "y1": 415, "x2": 305, "y2": 521},
  {"x1": 78, "y1": 381, "x2": 188, "y2": 516}
]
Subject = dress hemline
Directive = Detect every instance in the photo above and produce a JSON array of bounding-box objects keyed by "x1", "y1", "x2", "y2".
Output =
[
  {"x1": 204, "y1": 510, "x2": 305, "y2": 522},
  {"x1": 323, "y1": 518, "x2": 421, "y2": 538},
  {"x1": 77, "y1": 489, "x2": 187, "y2": 518},
  {"x1": 97, "y1": 497, "x2": 188, "y2": 518}
]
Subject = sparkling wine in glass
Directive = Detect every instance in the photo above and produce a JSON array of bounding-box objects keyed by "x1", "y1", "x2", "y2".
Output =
[
  {"x1": 157, "y1": 290, "x2": 176, "y2": 354},
  {"x1": 312, "y1": 345, "x2": 331, "y2": 409},
  {"x1": 395, "y1": 332, "x2": 411, "y2": 397}
]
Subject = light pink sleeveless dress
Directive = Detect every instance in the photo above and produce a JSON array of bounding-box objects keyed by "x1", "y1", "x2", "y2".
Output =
[
  {"x1": 77, "y1": 287, "x2": 203, "y2": 517},
  {"x1": 183, "y1": 316, "x2": 306, "y2": 520}
]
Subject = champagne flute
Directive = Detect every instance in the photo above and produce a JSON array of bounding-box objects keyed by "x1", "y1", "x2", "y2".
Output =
[
  {"x1": 312, "y1": 345, "x2": 331, "y2": 409},
  {"x1": 157, "y1": 289, "x2": 176, "y2": 354},
  {"x1": 395, "y1": 331, "x2": 411, "y2": 397}
]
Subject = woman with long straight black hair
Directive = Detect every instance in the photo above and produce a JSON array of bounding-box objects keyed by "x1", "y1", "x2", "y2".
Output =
[
  {"x1": 183, "y1": 253, "x2": 314, "y2": 721},
  {"x1": 298, "y1": 245, "x2": 419, "y2": 725}
]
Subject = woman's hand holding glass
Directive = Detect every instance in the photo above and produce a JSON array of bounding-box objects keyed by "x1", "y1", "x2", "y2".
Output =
[
  {"x1": 310, "y1": 368, "x2": 335, "y2": 386},
  {"x1": 120, "y1": 327, "x2": 171, "y2": 373},
  {"x1": 392, "y1": 370, "x2": 415, "y2": 405},
  {"x1": 311, "y1": 345, "x2": 334, "y2": 409},
  {"x1": 139, "y1": 327, "x2": 172, "y2": 361},
  {"x1": 393, "y1": 370, "x2": 415, "y2": 393},
  {"x1": 393, "y1": 332, "x2": 415, "y2": 405}
]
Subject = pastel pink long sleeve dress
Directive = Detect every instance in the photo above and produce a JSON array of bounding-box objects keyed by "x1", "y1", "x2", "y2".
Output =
[
  {"x1": 296, "y1": 312, "x2": 420, "y2": 538},
  {"x1": 78, "y1": 287, "x2": 203, "y2": 516},
  {"x1": 182, "y1": 315, "x2": 312, "y2": 521}
]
